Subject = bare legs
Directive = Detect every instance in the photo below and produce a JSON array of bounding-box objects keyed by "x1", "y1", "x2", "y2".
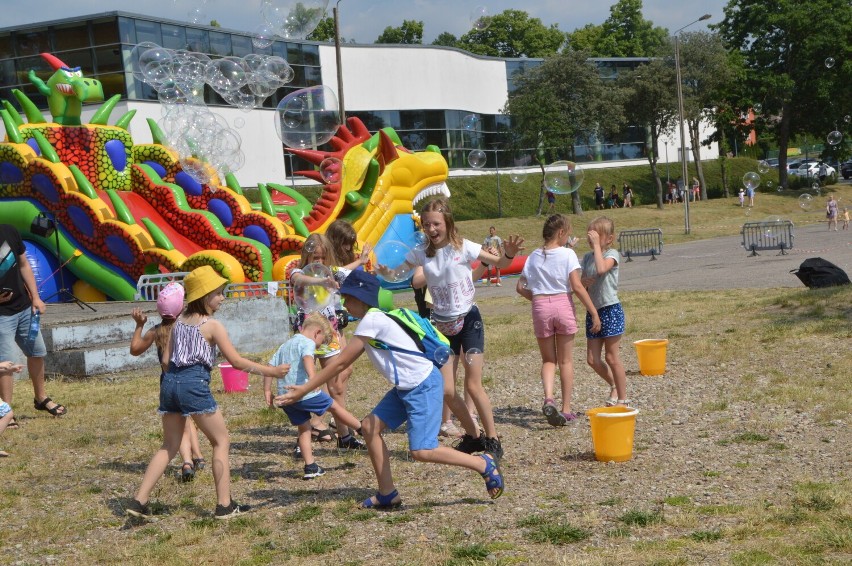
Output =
[
  {"x1": 536, "y1": 333, "x2": 576, "y2": 413},
  {"x1": 587, "y1": 335, "x2": 627, "y2": 402}
]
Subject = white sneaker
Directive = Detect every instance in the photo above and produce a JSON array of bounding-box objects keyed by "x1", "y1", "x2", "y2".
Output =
[{"x1": 439, "y1": 420, "x2": 463, "y2": 438}]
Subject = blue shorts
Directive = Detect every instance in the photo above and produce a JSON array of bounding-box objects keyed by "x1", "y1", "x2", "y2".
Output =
[
  {"x1": 281, "y1": 390, "x2": 334, "y2": 426},
  {"x1": 586, "y1": 303, "x2": 625, "y2": 339},
  {"x1": 371, "y1": 367, "x2": 442, "y2": 451},
  {"x1": 0, "y1": 308, "x2": 47, "y2": 359},
  {"x1": 159, "y1": 363, "x2": 218, "y2": 417},
  {"x1": 446, "y1": 305, "x2": 485, "y2": 356},
  {"x1": 0, "y1": 400, "x2": 11, "y2": 418}
]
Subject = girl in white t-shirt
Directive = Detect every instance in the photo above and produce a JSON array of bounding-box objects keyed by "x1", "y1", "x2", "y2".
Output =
[
  {"x1": 397, "y1": 198, "x2": 523, "y2": 461},
  {"x1": 517, "y1": 214, "x2": 600, "y2": 426}
]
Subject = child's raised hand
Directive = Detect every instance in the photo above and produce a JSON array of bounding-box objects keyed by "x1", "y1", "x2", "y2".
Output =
[
  {"x1": 0, "y1": 361, "x2": 23, "y2": 373},
  {"x1": 358, "y1": 242, "x2": 373, "y2": 265},
  {"x1": 131, "y1": 308, "x2": 147, "y2": 326},
  {"x1": 504, "y1": 235, "x2": 525, "y2": 257},
  {"x1": 587, "y1": 230, "x2": 601, "y2": 248}
]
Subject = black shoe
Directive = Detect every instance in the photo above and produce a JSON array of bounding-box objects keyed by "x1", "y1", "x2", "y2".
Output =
[
  {"x1": 293, "y1": 443, "x2": 302, "y2": 459},
  {"x1": 453, "y1": 433, "x2": 486, "y2": 454},
  {"x1": 337, "y1": 434, "x2": 367, "y2": 450},
  {"x1": 180, "y1": 462, "x2": 195, "y2": 483},
  {"x1": 126, "y1": 498, "x2": 152, "y2": 520},
  {"x1": 214, "y1": 500, "x2": 251, "y2": 520},
  {"x1": 303, "y1": 462, "x2": 326, "y2": 480},
  {"x1": 484, "y1": 436, "x2": 504, "y2": 462}
]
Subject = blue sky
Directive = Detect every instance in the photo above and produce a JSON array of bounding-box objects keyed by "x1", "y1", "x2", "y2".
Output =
[{"x1": 5, "y1": 0, "x2": 728, "y2": 44}]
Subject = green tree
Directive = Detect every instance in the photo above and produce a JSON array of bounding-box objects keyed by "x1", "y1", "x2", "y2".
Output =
[
  {"x1": 457, "y1": 9, "x2": 566, "y2": 58},
  {"x1": 715, "y1": 0, "x2": 852, "y2": 188},
  {"x1": 566, "y1": 0, "x2": 667, "y2": 57},
  {"x1": 307, "y1": 16, "x2": 337, "y2": 42},
  {"x1": 503, "y1": 50, "x2": 625, "y2": 214},
  {"x1": 375, "y1": 20, "x2": 424, "y2": 44},
  {"x1": 431, "y1": 32, "x2": 458, "y2": 48}
]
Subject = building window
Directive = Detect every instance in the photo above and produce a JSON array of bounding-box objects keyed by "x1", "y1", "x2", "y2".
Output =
[
  {"x1": 0, "y1": 33, "x2": 13, "y2": 59},
  {"x1": 16, "y1": 28, "x2": 51, "y2": 57},
  {"x1": 160, "y1": 25, "x2": 186, "y2": 51},
  {"x1": 118, "y1": 18, "x2": 137, "y2": 45},
  {"x1": 94, "y1": 46, "x2": 123, "y2": 74},
  {"x1": 185, "y1": 28, "x2": 209, "y2": 53},
  {"x1": 53, "y1": 22, "x2": 91, "y2": 52},
  {"x1": 92, "y1": 18, "x2": 119, "y2": 45},
  {"x1": 231, "y1": 34, "x2": 252, "y2": 57},
  {"x1": 134, "y1": 20, "x2": 162, "y2": 46},
  {"x1": 209, "y1": 31, "x2": 231, "y2": 56}
]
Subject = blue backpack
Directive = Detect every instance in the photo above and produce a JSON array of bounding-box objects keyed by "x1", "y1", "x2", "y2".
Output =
[{"x1": 367, "y1": 308, "x2": 451, "y2": 385}]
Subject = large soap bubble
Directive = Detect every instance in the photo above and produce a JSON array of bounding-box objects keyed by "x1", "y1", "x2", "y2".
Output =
[
  {"x1": 544, "y1": 161, "x2": 583, "y2": 195},
  {"x1": 467, "y1": 149, "x2": 486, "y2": 168},
  {"x1": 319, "y1": 157, "x2": 343, "y2": 183},
  {"x1": 461, "y1": 114, "x2": 479, "y2": 130},
  {"x1": 757, "y1": 160, "x2": 771, "y2": 174},
  {"x1": 827, "y1": 130, "x2": 843, "y2": 146},
  {"x1": 798, "y1": 193, "x2": 813, "y2": 211},
  {"x1": 470, "y1": 6, "x2": 490, "y2": 31},
  {"x1": 264, "y1": 0, "x2": 329, "y2": 40},
  {"x1": 140, "y1": 47, "x2": 175, "y2": 88},
  {"x1": 130, "y1": 42, "x2": 162, "y2": 82},
  {"x1": 294, "y1": 262, "x2": 335, "y2": 312},
  {"x1": 205, "y1": 57, "x2": 249, "y2": 95},
  {"x1": 275, "y1": 85, "x2": 340, "y2": 148},
  {"x1": 374, "y1": 240, "x2": 414, "y2": 283},
  {"x1": 742, "y1": 171, "x2": 761, "y2": 190},
  {"x1": 825, "y1": 57, "x2": 835, "y2": 69},
  {"x1": 252, "y1": 23, "x2": 276, "y2": 49}
]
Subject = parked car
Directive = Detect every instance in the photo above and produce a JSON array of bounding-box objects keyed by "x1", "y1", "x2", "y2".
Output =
[
  {"x1": 787, "y1": 158, "x2": 819, "y2": 174},
  {"x1": 795, "y1": 162, "x2": 836, "y2": 179},
  {"x1": 764, "y1": 158, "x2": 779, "y2": 168},
  {"x1": 841, "y1": 160, "x2": 852, "y2": 179}
]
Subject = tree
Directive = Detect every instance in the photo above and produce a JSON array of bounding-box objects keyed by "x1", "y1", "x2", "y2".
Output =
[
  {"x1": 456, "y1": 10, "x2": 566, "y2": 58},
  {"x1": 307, "y1": 16, "x2": 337, "y2": 42},
  {"x1": 715, "y1": 0, "x2": 852, "y2": 188},
  {"x1": 566, "y1": 0, "x2": 667, "y2": 57},
  {"x1": 503, "y1": 50, "x2": 626, "y2": 214},
  {"x1": 375, "y1": 20, "x2": 424, "y2": 44},
  {"x1": 431, "y1": 32, "x2": 458, "y2": 48}
]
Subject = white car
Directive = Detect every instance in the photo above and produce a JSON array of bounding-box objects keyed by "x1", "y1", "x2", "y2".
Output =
[{"x1": 795, "y1": 162, "x2": 835, "y2": 178}]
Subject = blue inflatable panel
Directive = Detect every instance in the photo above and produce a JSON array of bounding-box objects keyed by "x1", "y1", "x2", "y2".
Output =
[{"x1": 24, "y1": 240, "x2": 78, "y2": 303}]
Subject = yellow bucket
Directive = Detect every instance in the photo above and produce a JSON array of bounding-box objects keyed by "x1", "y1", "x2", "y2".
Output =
[
  {"x1": 586, "y1": 406, "x2": 639, "y2": 462},
  {"x1": 633, "y1": 339, "x2": 669, "y2": 376}
]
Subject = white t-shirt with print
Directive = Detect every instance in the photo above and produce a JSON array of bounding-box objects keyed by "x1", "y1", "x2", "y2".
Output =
[
  {"x1": 407, "y1": 239, "x2": 481, "y2": 318},
  {"x1": 520, "y1": 246, "x2": 580, "y2": 295},
  {"x1": 354, "y1": 310, "x2": 433, "y2": 390}
]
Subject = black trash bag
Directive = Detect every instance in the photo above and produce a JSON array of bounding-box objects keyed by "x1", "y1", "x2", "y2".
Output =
[{"x1": 791, "y1": 257, "x2": 851, "y2": 288}]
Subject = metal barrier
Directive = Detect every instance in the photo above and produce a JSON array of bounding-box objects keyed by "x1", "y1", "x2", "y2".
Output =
[
  {"x1": 741, "y1": 219, "x2": 794, "y2": 256},
  {"x1": 617, "y1": 228, "x2": 663, "y2": 261},
  {"x1": 135, "y1": 272, "x2": 290, "y2": 301},
  {"x1": 134, "y1": 272, "x2": 189, "y2": 301}
]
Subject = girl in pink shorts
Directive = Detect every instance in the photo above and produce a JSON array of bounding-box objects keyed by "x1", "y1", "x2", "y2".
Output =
[{"x1": 517, "y1": 214, "x2": 600, "y2": 426}]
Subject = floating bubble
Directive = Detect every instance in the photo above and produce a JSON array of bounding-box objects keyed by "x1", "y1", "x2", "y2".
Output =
[
  {"x1": 319, "y1": 156, "x2": 343, "y2": 183},
  {"x1": 509, "y1": 168, "x2": 527, "y2": 183},
  {"x1": 742, "y1": 171, "x2": 761, "y2": 190},
  {"x1": 812, "y1": 182, "x2": 821, "y2": 191},
  {"x1": 461, "y1": 114, "x2": 479, "y2": 130},
  {"x1": 812, "y1": 186, "x2": 821, "y2": 196},
  {"x1": 180, "y1": 156, "x2": 211, "y2": 185},
  {"x1": 825, "y1": 57, "x2": 835, "y2": 69},
  {"x1": 766, "y1": 180, "x2": 774, "y2": 189},
  {"x1": 276, "y1": 0, "x2": 328, "y2": 40},
  {"x1": 845, "y1": 115, "x2": 851, "y2": 124},
  {"x1": 252, "y1": 23, "x2": 276, "y2": 49},
  {"x1": 464, "y1": 347, "x2": 482, "y2": 365},
  {"x1": 294, "y1": 262, "x2": 334, "y2": 312},
  {"x1": 799, "y1": 193, "x2": 813, "y2": 210},
  {"x1": 544, "y1": 161, "x2": 583, "y2": 195},
  {"x1": 303, "y1": 239, "x2": 316, "y2": 254},
  {"x1": 205, "y1": 57, "x2": 248, "y2": 95},
  {"x1": 470, "y1": 6, "x2": 490, "y2": 31},
  {"x1": 140, "y1": 47, "x2": 175, "y2": 88},
  {"x1": 274, "y1": 85, "x2": 340, "y2": 148},
  {"x1": 468, "y1": 149, "x2": 487, "y2": 168},
  {"x1": 473, "y1": 321, "x2": 482, "y2": 330},
  {"x1": 433, "y1": 344, "x2": 451, "y2": 366},
  {"x1": 745, "y1": 207, "x2": 751, "y2": 216},
  {"x1": 827, "y1": 130, "x2": 843, "y2": 145},
  {"x1": 187, "y1": 7, "x2": 208, "y2": 25},
  {"x1": 374, "y1": 240, "x2": 414, "y2": 283},
  {"x1": 233, "y1": 117, "x2": 245, "y2": 129},
  {"x1": 413, "y1": 231, "x2": 428, "y2": 251},
  {"x1": 753, "y1": 103, "x2": 762, "y2": 113},
  {"x1": 130, "y1": 41, "x2": 162, "y2": 82},
  {"x1": 757, "y1": 160, "x2": 770, "y2": 174}
]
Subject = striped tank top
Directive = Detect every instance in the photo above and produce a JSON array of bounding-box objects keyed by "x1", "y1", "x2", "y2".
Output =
[{"x1": 170, "y1": 318, "x2": 217, "y2": 369}]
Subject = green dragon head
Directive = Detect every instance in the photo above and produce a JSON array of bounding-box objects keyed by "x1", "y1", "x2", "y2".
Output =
[{"x1": 28, "y1": 53, "x2": 104, "y2": 126}]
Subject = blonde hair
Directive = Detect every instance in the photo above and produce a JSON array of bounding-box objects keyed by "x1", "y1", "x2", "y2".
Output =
[
  {"x1": 588, "y1": 216, "x2": 615, "y2": 250},
  {"x1": 420, "y1": 197, "x2": 463, "y2": 257},
  {"x1": 154, "y1": 317, "x2": 176, "y2": 353},
  {"x1": 300, "y1": 233, "x2": 338, "y2": 268},
  {"x1": 301, "y1": 312, "x2": 333, "y2": 344}
]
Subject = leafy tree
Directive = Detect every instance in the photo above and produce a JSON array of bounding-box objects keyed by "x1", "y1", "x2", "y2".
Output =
[
  {"x1": 307, "y1": 16, "x2": 337, "y2": 42},
  {"x1": 503, "y1": 50, "x2": 625, "y2": 214},
  {"x1": 566, "y1": 0, "x2": 667, "y2": 57},
  {"x1": 457, "y1": 9, "x2": 566, "y2": 58},
  {"x1": 431, "y1": 32, "x2": 458, "y2": 48},
  {"x1": 209, "y1": 20, "x2": 221, "y2": 28},
  {"x1": 375, "y1": 20, "x2": 424, "y2": 44},
  {"x1": 715, "y1": 0, "x2": 852, "y2": 188}
]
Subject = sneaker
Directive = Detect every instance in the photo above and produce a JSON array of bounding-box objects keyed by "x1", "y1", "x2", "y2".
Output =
[
  {"x1": 292, "y1": 443, "x2": 302, "y2": 459},
  {"x1": 125, "y1": 498, "x2": 152, "y2": 520},
  {"x1": 495, "y1": 282, "x2": 502, "y2": 287},
  {"x1": 453, "y1": 433, "x2": 486, "y2": 454},
  {"x1": 303, "y1": 463, "x2": 326, "y2": 480},
  {"x1": 214, "y1": 500, "x2": 251, "y2": 519},
  {"x1": 483, "y1": 437, "x2": 504, "y2": 461},
  {"x1": 439, "y1": 420, "x2": 463, "y2": 438},
  {"x1": 337, "y1": 434, "x2": 367, "y2": 450}
]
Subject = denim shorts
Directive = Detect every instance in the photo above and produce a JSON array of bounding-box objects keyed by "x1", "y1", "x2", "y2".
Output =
[
  {"x1": 0, "y1": 308, "x2": 47, "y2": 359},
  {"x1": 158, "y1": 363, "x2": 218, "y2": 416},
  {"x1": 371, "y1": 367, "x2": 442, "y2": 451},
  {"x1": 446, "y1": 305, "x2": 485, "y2": 356},
  {"x1": 281, "y1": 390, "x2": 334, "y2": 426}
]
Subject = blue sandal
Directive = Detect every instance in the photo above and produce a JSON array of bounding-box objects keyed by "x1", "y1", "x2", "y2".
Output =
[
  {"x1": 480, "y1": 454, "x2": 504, "y2": 499},
  {"x1": 361, "y1": 489, "x2": 402, "y2": 510}
]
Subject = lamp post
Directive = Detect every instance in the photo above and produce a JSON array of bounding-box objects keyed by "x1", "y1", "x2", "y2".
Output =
[
  {"x1": 674, "y1": 13, "x2": 711, "y2": 235},
  {"x1": 333, "y1": 0, "x2": 346, "y2": 122},
  {"x1": 664, "y1": 140, "x2": 670, "y2": 184},
  {"x1": 489, "y1": 142, "x2": 503, "y2": 218}
]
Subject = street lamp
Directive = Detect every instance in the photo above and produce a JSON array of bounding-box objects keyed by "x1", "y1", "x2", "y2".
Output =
[
  {"x1": 664, "y1": 140, "x2": 670, "y2": 184},
  {"x1": 674, "y1": 13, "x2": 711, "y2": 235},
  {"x1": 333, "y1": 0, "x2": 346, "y2": 122},
  {"x1": 489, "y1": 142, "x2": 503, "y2": 217}
]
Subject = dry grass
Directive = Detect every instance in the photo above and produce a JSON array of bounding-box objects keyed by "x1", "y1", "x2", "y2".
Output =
[{"x1": 1, "y1": 280, "x2": 850, "y2": 564}]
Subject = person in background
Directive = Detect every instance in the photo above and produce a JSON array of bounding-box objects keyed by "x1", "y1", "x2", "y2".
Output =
[
  {"x1": 622, "y1": 183, "x2": 633, "y2": 208},
  {"x1": 481, "y1": 226, "x2": 504, "y2": 287}
]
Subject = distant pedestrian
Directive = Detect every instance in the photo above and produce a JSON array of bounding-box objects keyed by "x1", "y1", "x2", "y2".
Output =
[
  {"x1": 842, "y1": 207, "x2": 849, "y2": 231},
  {"x1": 482, "y1": 226, "x2": 504, "y2": 286},
  {"x1": 738, "y1": 188, "x2": 745, "y2": 207},
  {"x1": 826, "y1": 195, "x2": 839, "y2": 231},
  {"x1": 546, "y1": 190, "x2": 556, "y2": 214},
  {"x1": 594, "y1": 182, "x2": 605, "y2": 210},
  {"x1": 692, "y1": 177, "x2": 700, "y2": 201},
  {"x1": 608, "y1": 185, "x2": 620, "y2": 209},
  {"x1": 818, "y1": 162, "x2": 828, "y2": 185},
  {"x1": 622, "y1": 183, "x2": 633, "y2": 208}
]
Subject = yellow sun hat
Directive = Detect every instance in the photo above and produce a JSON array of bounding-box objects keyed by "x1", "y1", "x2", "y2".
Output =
[{"x1": 184, "y1": 265, "x2": 228, "y2": 303}]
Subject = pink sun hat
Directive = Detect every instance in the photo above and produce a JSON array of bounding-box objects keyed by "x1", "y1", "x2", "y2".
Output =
[{"x1": 156, "y1": 282, "x2": 185, "y2": 318}]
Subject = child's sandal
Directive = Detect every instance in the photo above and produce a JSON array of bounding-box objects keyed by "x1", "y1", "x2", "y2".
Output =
[
  {"x1": 361, "y1": 489, "x2": 402, "y2": 510},
  {"x1": 192, "y1": 458, "x2": 206, "y2": 471},
  {"x1": 180, "y1": 462, "x2": 195, "y2": 483},
  {"x1": 480, "y1": 454, "x2": 504, "y2": 499},
  {"x1": 605, "y1": 386, "x2": 618, "y2": 406}
]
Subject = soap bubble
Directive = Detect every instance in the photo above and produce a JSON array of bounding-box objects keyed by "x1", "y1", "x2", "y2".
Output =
[
  {"x1": 274, "y1": 85, "x2": 340, "y2": 148},
  {"x1": 812, "y1": 182, "x2": 821, "y2": 191},
  {"x1": 303, "y1": 239, "x2": 316, "y2": 254},
  {"x1": 753, "y1": 103, "x2": 762, "y2": 113},
  {"x1": 180, "y1": 156, "x2": 211, "y2": 185},
  {"x1": 468, "y1": 149, "x2": 486, "y2": 168},
  {"x1": 374, "y1": 240, "x2": 414, "y2": 283},
  {"x1": 766, "y1": 180, "x2": 774, "y2": 189},
  {"x1": 461, "y1": 114, "x2": 479, "y2": 130},
  {"x1": 464, "y1": 347, "x2": 482, "y2": 366},
  {"x1": 742, "y1": 171, "x2": 761, "y2": 190},
  {"x1": 757, "y1": 160, "x2": 771, "y2": 174},
  {"x1": 413, "y1": 231, "x2": 428, "y2": 250},
  {"x1": 509, "y1": 168, "x2": 527, "y2": 183},
  {"x1": 825, "y1": 57, "x2": 835, "y2": 69},
  {"x1": 233, "y1": 117, "x2": 245, "y2": 129},
  {"x1": 544, "y1": 161, "x2": 583, "y2": 194},
  {"x1": 275, "y1": 0, "x2": 328, "y2": 40},
  {"x1": 745, "y1": 207, "x2": 751, "y2": 216},
  {"x1": 845, "y1": 115, "x2": 851, "y2": 124},
  {"x1": 433, "y1": 345, "x2": 451, "y2": 366},
  {"x1": 140, "y1": 47, "x2": 175, "y2": 88},
  {"x1": 294, "y1": 262, "x2": 334, "y2": 312},
  {"x1": 798, "y1": 193, "x2": 813, "y2": 210},
  {"x1": 319, "y1": 156, "x2": 343, "y2": 183},
  {"x1": 470, "y1": 6, "x2": 490, "y2": 31},
  {"x1": 130, "y1": 42, "x2": 162, "y2": 82},
  {"x1": 205, "y1": 57, "x2": 248, "y2": 95},
  {"x1": 827, "y1": 130, "x2": 843, "y2": 145},
  {"x1": 252, "y1": 23, "x2": 276, "y2": 49}
]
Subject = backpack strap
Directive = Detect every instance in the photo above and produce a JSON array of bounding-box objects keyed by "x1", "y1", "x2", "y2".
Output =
[{"x1": 366, "y1": 308, "x2": 428, "y2": 386}]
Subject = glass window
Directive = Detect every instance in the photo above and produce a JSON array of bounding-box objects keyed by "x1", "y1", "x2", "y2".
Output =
[
  {"x1": 231, "y1": 34, "x2": 252, "y2": 57},
  {"x1": 288, "y1": 65, "x2": 305, "y2": 87},
  {"x1": 57, "y1": 49, "x2": 93, "y2": 72},
  {"x1": 271, "y1": 41, "x2": 288, "y2": 59},
  {"x1": 0, "y1": 60, "x2": 16, "y2": 89},
  {"x1": 92, "y1": 18, "x2": 119, "y2": 45},
  {"x1": 53, "y1": 22, "x2": 90, "y2": 52},
  {"x1": 97, "y1": 72, "x2": 127, "y2": 100},
  {"x1": 185, "y1": 28, "x2": 209, "y2": 53},
  {"x1": 16, "y1": 28, "x2": 51, "y2": 57},
  {"x1": 118, "y1": 17, "x2": 137, "y2": 45},
  {"x1": 304, "y1": 66, "x2": 321, "y2": 86},
  {"x1": 134, "y1": 19, "x2": 162, "y2": 46},
  {"x1": 286, "y1": 43, "x2": 303, "y2": 65},
  {"x1": 0, "y1": 34, "x2": 12, "y2": 59},
  {"x1": 209, "y1": 31, "x2": 231, "y2": 56},
  {"x1": 302, "y1": 44, "x2": 319, "y2": 65},
  {"x1": 161, "y1": 25, "x2": 186, "y2": 50},
  {"x1": 94, "y1": 46, "x2": 123, "y2": 74},
  {"x1": 17, "y1": 55, "x2": 51, "y2": 81}
]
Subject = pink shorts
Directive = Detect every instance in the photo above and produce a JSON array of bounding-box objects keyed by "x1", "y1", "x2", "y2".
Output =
[{"x1": 531, "y1": 294, "x2": 577, "y2": 338}]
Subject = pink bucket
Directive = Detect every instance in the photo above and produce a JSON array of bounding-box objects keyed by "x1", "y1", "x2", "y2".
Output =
[{"x1": 218, "y1": 363, "x2": 249, "y2": 393}]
